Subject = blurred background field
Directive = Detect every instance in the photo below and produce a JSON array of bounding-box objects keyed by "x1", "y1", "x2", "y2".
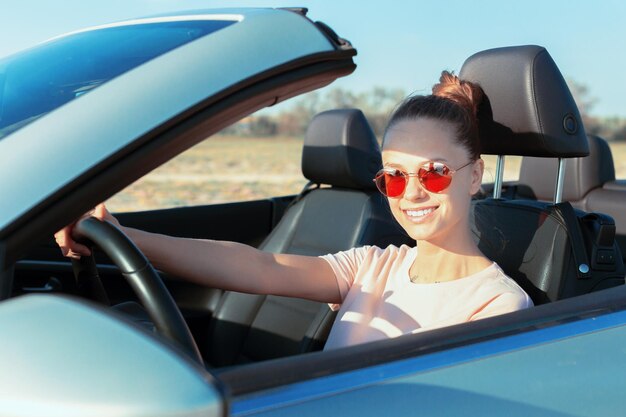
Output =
[
  {"x1": 107, "y1": 136, "x2": 308, "y2": 212},
  {"x1": 106, "y1": 81, "x2": 626, "y2": 213},
  {"x1": 106, "y1": 135, "x2": 626, "y2": 213}
]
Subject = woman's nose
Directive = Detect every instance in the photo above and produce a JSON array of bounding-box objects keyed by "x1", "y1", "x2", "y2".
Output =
[{"x1": 402, "y1": 176, "x2": 427, "y2": 201}]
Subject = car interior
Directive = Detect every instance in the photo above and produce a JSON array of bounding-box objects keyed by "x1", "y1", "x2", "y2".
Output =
[
  {"x1": 12, "y1": 44, "x2": 626, "y2": 374},
  {"x1": 205, "y1": 108, "x2": 412, "y2": 367},
  {"x1": 500, "y1": 134, "x2": 626, "y2": 266}
]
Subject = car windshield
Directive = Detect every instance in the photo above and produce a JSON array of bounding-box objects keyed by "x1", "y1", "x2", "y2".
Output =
[{"x1": 0, "y1": 18, "x2": 236, "y2": 140}]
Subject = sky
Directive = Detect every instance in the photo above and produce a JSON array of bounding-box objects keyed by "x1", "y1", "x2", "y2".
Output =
[{"x1": 0, "y1": 0, "x2": 624, "y2": 117}]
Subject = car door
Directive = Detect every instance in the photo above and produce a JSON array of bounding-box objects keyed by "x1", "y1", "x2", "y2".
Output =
[
  {"x1": 220, "y1": 286, "x2": 626, "y2": 416},
  {"x1": 0, "y1": 9, "x2": 357, "y2": 415},
  {"x1": 0, "y1": 8, "x2": 356, "y2": 275}
]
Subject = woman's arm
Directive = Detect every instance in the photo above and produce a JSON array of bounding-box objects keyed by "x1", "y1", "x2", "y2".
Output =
[
  {"x1": 125, "y1": 227, "x2": 341, "y2": 303},
  {"x1": 55, "y1": 204, "x2": 342, "y2": 304}
]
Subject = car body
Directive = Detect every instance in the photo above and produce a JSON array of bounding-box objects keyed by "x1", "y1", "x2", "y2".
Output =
[{"x1": 1, "y1": 7, "x2": 626, "y2": 417}]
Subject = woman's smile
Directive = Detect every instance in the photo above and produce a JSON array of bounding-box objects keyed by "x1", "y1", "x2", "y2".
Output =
[{"x1": 403, "y1": 206, "x2": 438, "y2": 223}]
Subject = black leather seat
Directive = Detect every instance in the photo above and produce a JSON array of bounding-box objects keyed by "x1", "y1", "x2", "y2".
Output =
[
  {"x1": 207, "y1": 109, "x2": 412, "y2": 367},
  {"x1": 460, "y1": 45, "x2": 625, "y2": 304},
  {"x1": 588, "y1": 178, "x2": 626, "y2": 265},
  {"x1": 519, "y1": 135, "x2": 615, "y2": 202},
  {"x1": 519, "y1": 135, "x2": 626, "y2": 264}
]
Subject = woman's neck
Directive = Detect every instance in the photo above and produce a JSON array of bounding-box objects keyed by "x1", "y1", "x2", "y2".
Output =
[{"x1": 410, "y1": 232, "x2": 492, "y2": 284}]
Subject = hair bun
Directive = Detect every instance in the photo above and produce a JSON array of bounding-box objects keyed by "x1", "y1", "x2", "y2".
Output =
[{"x1": 432, "y1": 71, "x2": 483, "y2": 119}]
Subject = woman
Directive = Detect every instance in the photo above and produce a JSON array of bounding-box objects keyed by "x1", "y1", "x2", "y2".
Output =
[{"x1": 55, "y1": 71, "x2": 532, "y2": 350}]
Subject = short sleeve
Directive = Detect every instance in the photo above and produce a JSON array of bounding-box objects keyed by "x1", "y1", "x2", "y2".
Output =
[
  {"x1": 470, "y1": 291, "x2": 534, "y2": 321},
  {"x1": 320, "y1": 245, "x2": 372, "y2": 309}
]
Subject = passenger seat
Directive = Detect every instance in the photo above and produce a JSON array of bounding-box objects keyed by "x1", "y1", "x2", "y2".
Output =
[
  {"x1": 460, "y1": 45, "x2": 624, "y2": 304},
  {"x1": 519, "y1": 135, "x2": 626, "y2": 263}
]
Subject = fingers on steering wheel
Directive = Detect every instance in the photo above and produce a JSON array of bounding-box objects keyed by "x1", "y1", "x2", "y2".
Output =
[
  {"x1": 55, "y1": 226, "x2": 92, "y2": 258},
  {"x1": 94, "y1": 203, "x2": 107, "y2": 219}
]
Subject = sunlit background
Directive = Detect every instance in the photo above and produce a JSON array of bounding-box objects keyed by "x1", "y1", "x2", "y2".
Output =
[{"x1": 2, "y1": 1, "x2": 624, "y2": 210}]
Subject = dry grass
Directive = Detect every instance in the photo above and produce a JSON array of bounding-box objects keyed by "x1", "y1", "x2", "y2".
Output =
[
  {"x1": 106, "y1": 135, "x2": 626, "y2": 213},
  {"x1": 611, "y1": 142, "x2": 626, "y2": 175},
  {"x1": 106, "y1": 135, "x2": 308, "y2": 212}
]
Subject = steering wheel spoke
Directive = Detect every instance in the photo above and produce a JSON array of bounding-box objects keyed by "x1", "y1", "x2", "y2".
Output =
[
  {"x1": 74, "y1": 217, "x2": 203, "y2": 365},
  {"x1": 71, "y1": 253, "x2": 110, "y2": 305}
]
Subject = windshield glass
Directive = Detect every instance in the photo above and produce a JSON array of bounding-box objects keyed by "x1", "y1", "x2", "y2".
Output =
[{"x1": 0, "y1": 19, "x2": 235, "y2": 140}]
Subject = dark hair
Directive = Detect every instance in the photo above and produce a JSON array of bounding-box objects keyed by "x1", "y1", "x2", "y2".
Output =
[{"x1": 384, "y1": 71, "x2": 484, "y2": 161}]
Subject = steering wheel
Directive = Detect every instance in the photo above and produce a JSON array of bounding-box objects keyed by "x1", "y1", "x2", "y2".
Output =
[{"x1": 73, "y1": 217, "x2": 204, "y2": 365}]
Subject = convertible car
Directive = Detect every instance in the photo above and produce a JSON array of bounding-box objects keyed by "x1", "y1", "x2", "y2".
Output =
[{"x1": 1, "y1": 7, "x2": 626, "y2": 417}]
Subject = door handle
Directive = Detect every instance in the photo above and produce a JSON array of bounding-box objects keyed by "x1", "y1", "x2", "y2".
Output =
[{"x1": 22, "y1": 277, "x2": 62, "y2": 293}]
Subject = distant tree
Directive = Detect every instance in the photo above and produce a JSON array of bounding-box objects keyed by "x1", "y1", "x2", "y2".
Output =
[
  {"x1": 222, "y1": 86, "x2": 410, "y2": 139},
  {"x1": 222, "y1": 81, "x2": 626, "y2": 141},
  {"x1": 356, "y1": 87, "x2": 406, "y2": 137},
  {"x1": 565, "y1": 78, "x2": 626, "y2": 141},
  {"x1": 277, "y1": 86, "x2": 407, "y2": 138},
  {"x1": 250, "y1": 115, "x2": 277, "y2": 136},
  {"x1": 614, "y1": 125, "x2": 626, "y2": 142},
  {"x1": 567, "y1": 78, "x2": 597, "y2": 119},
  {"x1": 275, "y1": 112, "x2": 302, "y2": 137},
  {"x1": 220, "y1": 115, "x2": 277, "y2": 137},
  {"x1": 325, "y1": 88, "x2": 358, "y2": 109},
  {"x1": 284, "y1": 92, "x2": 322, "y2": 135}
]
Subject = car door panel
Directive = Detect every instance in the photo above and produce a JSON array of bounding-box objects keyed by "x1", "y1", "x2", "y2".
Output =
[{"x1": 231, "y1": 310, "x2": 626, "y2": 417}]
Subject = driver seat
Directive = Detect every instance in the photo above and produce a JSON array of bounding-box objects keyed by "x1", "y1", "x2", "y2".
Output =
[{"x1": 206, "y1": 109, "x2": 412, "y2": 367}]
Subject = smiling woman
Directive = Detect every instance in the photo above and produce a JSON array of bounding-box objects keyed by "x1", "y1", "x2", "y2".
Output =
[
  {"x1": 55, "y1": 70, "x2": 533, "y2": 355},
  {"x1": 317, "y1": 72, "x2": 533, "y2": 349}
]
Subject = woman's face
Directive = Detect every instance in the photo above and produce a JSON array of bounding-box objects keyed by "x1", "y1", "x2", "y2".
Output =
[{"x1": 381, "y1": 117, "x2": 484, "y2": 247}]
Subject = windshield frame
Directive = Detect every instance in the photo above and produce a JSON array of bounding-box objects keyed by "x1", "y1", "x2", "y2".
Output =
[{"x1": 0, "y1": 16, "x2": 240, "y2": 140}]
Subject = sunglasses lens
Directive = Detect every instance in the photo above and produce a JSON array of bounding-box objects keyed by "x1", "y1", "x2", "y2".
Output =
[
  {"x1": 375, "y1": 170, "x2": 406, "y2": 197},
  {"x1": 420, "y1": 162, "x2": 452, "y2": 193}
]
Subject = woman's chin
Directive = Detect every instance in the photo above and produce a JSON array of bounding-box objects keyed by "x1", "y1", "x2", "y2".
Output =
[{"x1": 402, "y1": 224, "x2": 438, "y2": 242}]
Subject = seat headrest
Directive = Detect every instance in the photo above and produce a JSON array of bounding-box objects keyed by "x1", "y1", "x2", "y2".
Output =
[
  {"x1": 302, "y1": 109, "x2": 381, "y2": 189},
  {"x1": 519, "y1": 135, "x2": 616, "y2": 201},
  {"x1": 460, "y1": 45, "x2": 589, "y2": 158}
]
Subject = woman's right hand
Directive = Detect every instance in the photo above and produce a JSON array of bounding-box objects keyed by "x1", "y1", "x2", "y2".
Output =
[{"x1": 54, "y1": 203, "x2": 120, "y2": 259}]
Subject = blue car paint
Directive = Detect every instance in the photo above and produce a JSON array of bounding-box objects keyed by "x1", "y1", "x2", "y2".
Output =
[
  {"x1": 234, "y1": 309, "x2": 626, "y2": 416},
  {"x1": 0, "y1": 9, "x2": 334, "y2": 233}
]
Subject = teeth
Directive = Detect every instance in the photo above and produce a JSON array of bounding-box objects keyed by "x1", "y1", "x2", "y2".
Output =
[{"x1": 406, "y1": 208, "x2": 434, "y2": 217}]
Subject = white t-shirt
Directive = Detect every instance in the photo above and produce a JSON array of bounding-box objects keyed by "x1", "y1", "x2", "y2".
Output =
[{"x1": 320, "y1": 245, "x2": 533, "y2": 350}]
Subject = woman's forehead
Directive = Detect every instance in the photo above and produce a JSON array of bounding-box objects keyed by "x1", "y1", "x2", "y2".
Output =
[{"x1": 382, "y1": 118, "x2": 467, "y2": 162}]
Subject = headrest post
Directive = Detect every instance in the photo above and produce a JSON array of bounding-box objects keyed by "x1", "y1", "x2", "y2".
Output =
[
  {"x1": 554, "y1": 158, "x2": 566, "y2": 203},
  {"x1": 492, "y1": 155, "x2": 506, "y2": 199}
]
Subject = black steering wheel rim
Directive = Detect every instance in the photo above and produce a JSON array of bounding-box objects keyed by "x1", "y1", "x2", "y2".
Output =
[{"x1": 74, "y1": 217, "x2": 203, "y2": 365}]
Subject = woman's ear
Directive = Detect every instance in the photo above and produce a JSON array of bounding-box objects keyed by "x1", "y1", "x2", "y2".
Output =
[{"x1": 469, "y1": 159, "x2": 484, "y2": 195}]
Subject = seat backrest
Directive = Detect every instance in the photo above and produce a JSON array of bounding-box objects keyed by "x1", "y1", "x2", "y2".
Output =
[
  {"x1": 460, "y1": 45, "x2": 624, "y2": 304},
  {"x1": 585, "y1": 179, "x2": 626, "y2": 265},
  {"x1": 519, "y1": 134, "x2": 616, "y2": 202},
  {"x1": 208, "y1": 109, "x2": 412, "y2": 366},
  {"x1": 471, "y1": 199, "x2": 624, "y2": 303},
  {"x1": 519, "y1": 135, "x2": 626, "y2": 263}
]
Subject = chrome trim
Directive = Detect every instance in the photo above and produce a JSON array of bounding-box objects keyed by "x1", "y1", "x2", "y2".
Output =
[
  {"x1": 554, "y1": 158, "x2": 567, "y2": 203},
  {"x1": 44, "y1": 14, "x2": 245, "y2": 44},
  {"x1": 492, "y1": 155, "x2": 505, "y2": 199}
]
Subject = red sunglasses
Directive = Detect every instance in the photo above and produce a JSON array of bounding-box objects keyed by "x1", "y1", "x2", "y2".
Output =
[{"x1": 374, "y1": 160, "x2": 473, "y2": 197}]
